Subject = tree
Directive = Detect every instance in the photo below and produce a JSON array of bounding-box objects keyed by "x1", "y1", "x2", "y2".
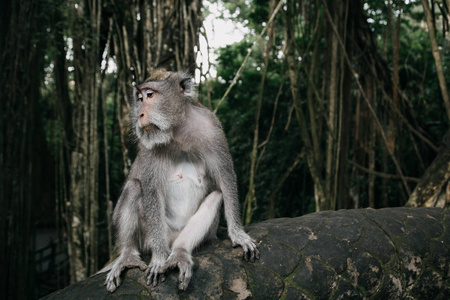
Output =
[
  {"x1": 420, "y1": 0, "x2": 450, "y2": 121},
  {"x1": 57, "y1": 0, "x2": 204, "y2": 284},
  {"x1": 65, "y1": 0, "x2": 103, "y2": 283},
  {"x1": 1, "y1": 0, "x2": 450, "y2": 297},
  {"x1": 213, "y1": 0, "x2": 448, "y2": 222},
  {"x1": 0, "y1": 1, "x2": 54, "y2": 299}
]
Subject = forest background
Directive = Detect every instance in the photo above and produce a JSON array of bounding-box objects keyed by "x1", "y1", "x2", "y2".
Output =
[{"x1": 1, "y1": 0, "x2": 449, "y2": 299}]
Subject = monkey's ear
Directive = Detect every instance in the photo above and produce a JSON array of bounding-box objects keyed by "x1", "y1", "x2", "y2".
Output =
[
  {"x1": 179, "y1": 76, "x2": 196, "y2": 100},
  {"x1": 180, "y1": 78, "x2": 191, "y2": 92}
]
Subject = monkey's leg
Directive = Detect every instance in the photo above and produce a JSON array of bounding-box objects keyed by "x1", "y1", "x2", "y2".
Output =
[
  {"x1": 105, "y1": 179, "x2": 147, "y2": 292},
  {"x1": 161, "y1": 191, "x2": 223, "y2": 290}
]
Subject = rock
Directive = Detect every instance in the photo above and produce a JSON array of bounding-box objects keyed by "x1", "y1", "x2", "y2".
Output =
[{"x1": 43, "y1": 207, "x2": 450, "y2": 299}]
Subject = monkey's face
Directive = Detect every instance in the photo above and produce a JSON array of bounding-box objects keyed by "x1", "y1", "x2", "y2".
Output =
[{"x1": 131, "y1": 74, "x2": 187, "y2": 149}]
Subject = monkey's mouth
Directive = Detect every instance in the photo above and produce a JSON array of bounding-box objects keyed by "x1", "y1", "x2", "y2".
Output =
[{"x1": 142, "y1": 123, "x2": 159, "y2": 131}]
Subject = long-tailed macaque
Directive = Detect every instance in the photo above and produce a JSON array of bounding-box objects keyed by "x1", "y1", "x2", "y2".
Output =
[{"x1": 103, "y1": 69, "x2": 259, "y2": 292}]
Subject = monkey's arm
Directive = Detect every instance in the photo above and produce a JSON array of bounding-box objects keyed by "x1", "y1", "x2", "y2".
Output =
[
  {"x1": 213, "y1": 143, "x2": 260, "y2": 262},
  {"x1": 222, "y1": 180, "x2": 260, "y2": 261},
  {"x1": 105, "y1": 179, "x2": 148, "y2": 292}
]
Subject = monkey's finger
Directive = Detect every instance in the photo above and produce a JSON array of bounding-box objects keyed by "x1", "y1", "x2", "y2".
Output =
[
  {"x1": 249, "y1": 243, "x2": 258, "y2": 262},
  {"x1": 106, "y1": 276, "x2": 118, "y2": 291},
  {"x1": 104, "y1": 275, "x2": 110, "y2": 286},
  {"x1": 138, "y1": 261, "x2": 148, "y2": 271},
  {"x1": 106, "y1": 267, "x2": 122, "y2": 291},
  {"x1": 145, "y1": 268, "x2": 157, "y2": 286},
  {"x1": 255, "y1": 246, "x2": 261, "y2": 260},
  {"x1": 115, "y1": 275, "x2": 122, "y2": 288},
  {"x1": 145, "y1": 265, "x2": 157, "y2": 277},
  {"x1": 249, "y1": 249, "x2": 255, "y2": 262},
  {"x1": 245, "y1": 245, "x2": 254, "y2": 262},
  {"x1": 152, "y1": 274, "x2": 159, "y2": 287},
  {"x1": 146, "y1": 271, "x2": 157, "y2": 287},
  {"x1": 247, "y1": 251, "x2": 253, "y2": 261},
  {"x1": 178, "y1": 267, "x2": 192, "y2": 290},
  {"x1": 152, "y1": 272, "x2": 160, "y2": 287},
  {"x1": 241, "y1": 245, "x2": 249, "y2": 261},
  {"x1": 178, "y1": 273, "x2": 185, "y2": 290},
  {"x1": 105, "y1": 274, "x2": 114, "y2": 291},
  {"x1": 146, "y1": 277, "x2": 151, "y2": 286},
  {"x1": 106, "y1": 280, "x2": 117, "y2": 292}
]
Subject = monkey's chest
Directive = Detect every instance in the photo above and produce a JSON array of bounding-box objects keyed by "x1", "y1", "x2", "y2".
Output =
[{"x1": 164, "y1": 160, "x2": 209, "y2": 231}]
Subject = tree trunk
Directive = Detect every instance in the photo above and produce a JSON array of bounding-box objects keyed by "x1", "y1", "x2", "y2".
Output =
[
  {"x1": 243, "y1": 0, "x2": 277, "y2": 225},
  {"x1": 286, "y1": 0, "x2": 327, "y2": 211},
  {"x1": 420, "y1": 0, "x2": 450, "y2": 121},
  {"x1": 67, "y1": 0, "x2": 102, "y2": 283},
  {"x1": 406, "y1": 129, "x2": 450, "y2": 207},
  {"x1": 0, "y1": 1, "x2": 53, "y2": 299},
  {"x1": 325, "y1": 0, "x2": 340, "y2": 209},
  {"x1": 336, "y1": 40, "x2": 352, "y2": 210},
  {"x1": 388, "y1": 0, "x2": 402, "y2": 153}
]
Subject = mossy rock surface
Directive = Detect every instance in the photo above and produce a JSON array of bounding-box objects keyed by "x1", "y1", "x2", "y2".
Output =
[{"x1": 43, "y1": 207, "x2": 450, "y2": 299}]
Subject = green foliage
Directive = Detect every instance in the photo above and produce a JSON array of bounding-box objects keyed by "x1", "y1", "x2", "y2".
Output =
[
  {"x1": 204, "y1": 0, "x2": 449, "y2": 221},
  {"x1": 221, "y1": 0, "x2": 269, "y2": 31},
  {"x1": 211, "y1": 35, "x2": 316, "y2": 222}
]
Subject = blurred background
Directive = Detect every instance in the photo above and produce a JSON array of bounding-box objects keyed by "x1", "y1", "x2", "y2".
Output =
[{"x1": 1, "y1": 0, "x2": 449, "y2": 298}]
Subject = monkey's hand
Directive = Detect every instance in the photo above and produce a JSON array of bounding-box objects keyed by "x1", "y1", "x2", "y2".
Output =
[
  {"x1": 145, "y1": 255, "x2": 167, "y2": 287},
  {"x1": 105, "y1": 252, "x2": 147, "y2": 292},
  {"x1": 229, "y1": 228, "x2": 260, "y2": 262},
  {"x1": 160, "y1": 248, "x2": 194, "y2": 290}
]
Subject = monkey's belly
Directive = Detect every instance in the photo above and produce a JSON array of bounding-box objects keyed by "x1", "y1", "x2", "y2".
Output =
[{"x1": 164, "y1": 161, "x2": 208, "y2": 231}]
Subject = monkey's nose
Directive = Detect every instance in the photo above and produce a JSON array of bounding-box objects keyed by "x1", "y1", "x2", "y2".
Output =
[
  {"x1": 139, "y1": 111, "x2": 148, "y2": 128},
  {"x1": 139, "y1": 109, "x2": 147, "y2": 121}
]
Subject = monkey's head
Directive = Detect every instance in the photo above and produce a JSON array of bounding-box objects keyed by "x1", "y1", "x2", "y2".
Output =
[{"x1": 131, "y1": 69, "x2": 195, "y2": 149}]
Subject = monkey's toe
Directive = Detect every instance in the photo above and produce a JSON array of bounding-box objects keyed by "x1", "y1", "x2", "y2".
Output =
[
  {"x1": 178, "y1": 266, "x2": 193, "y2": 290},
  {"x1": 136, "y1": 260, "x2": 148, "y2": 271},
  {"x1": 106, "y1": 281, "x2": 117, "y2": 293},
  {"x1": 145, "y1": 269, "x2": 159, "y2": 287},
  {"x1": 145, "y1": 260, "x2": 166, "y2": 287},
  {"x1": 105, "y1": 274, "x2": 120, "y2": 292}
]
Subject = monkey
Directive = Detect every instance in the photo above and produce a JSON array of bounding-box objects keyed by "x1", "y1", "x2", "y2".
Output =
[{"x1": 102, "y1": 69, "x2": 259, "y2": 292}]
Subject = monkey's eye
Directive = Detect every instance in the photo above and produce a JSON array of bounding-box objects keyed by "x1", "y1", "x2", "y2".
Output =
[
  {"x1": 146, "y1": 92, "x2": 154, "y2": 98},
  {"x1": 137, "y1": 96, "x2": 143, "y2": 102}
]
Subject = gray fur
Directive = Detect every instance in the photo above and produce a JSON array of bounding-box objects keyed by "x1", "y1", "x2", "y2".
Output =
[{"x1": 103, "y1": 69, "x2": 259, "y2": 292}]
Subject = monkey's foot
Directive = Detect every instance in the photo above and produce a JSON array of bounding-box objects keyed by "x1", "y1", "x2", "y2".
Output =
[
  {"x1": 229, "y1": 229, "x2": 260, "y2": 262},
  {"x1": 145, "y1": 256, "x2": 167, "y2": 287},
  {"x1": 104, "y1": 253, "x2": 147, "y2": 292},
  {"x1": 160, "y1": 248, "x2": 194, "y2": 290}
]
